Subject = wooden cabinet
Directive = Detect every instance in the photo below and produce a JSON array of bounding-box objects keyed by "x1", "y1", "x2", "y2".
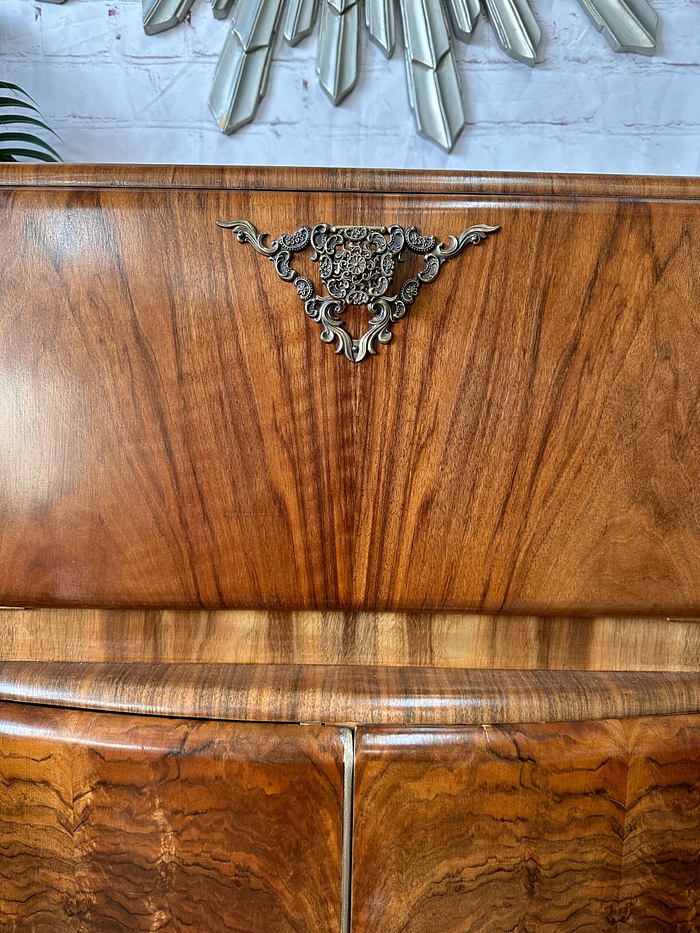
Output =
[
  {"x1": 0, "y1": 702, "x2": 348, "y2": 933},
  {"x1": 0, "y1": 164, "x2": 699, "y2": 931}
]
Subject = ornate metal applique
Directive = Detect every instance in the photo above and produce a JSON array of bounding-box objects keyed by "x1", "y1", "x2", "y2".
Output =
[{"x1": 218, "y1": 219, "x2": 499, "y2": 362}]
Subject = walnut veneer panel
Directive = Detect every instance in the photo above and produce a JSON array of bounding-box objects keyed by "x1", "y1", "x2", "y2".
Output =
[
  {"x1": 1, "y1": 169, "x2": 699, "y2": 614},
  {"x1": 0, "y1": 662, "x2": 699, "y2": 724},
  {"x1": 3, "y1": 608, "x2": 700, "y2": 671},
  {"x1": 353, "y1": 715, "x2": 700, "y2": 933},
  {"x1": 0, "y1": 701, "x2": 346, "y2": 932}
]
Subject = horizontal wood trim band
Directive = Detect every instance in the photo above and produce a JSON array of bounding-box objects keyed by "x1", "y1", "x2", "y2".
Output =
[
  {"x1": 0, "y1": 165, "x2": 699, "y2": 200},
  {"x1": 3, "y1": 609, "x2": 700, "y2": 672},
  {"x1": 0, "y1": 662, "x2": 699, "y2": 724}
]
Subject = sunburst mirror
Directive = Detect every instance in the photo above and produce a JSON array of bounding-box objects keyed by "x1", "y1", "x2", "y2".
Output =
[{"x1": 45, "y1": 0, "x2": 659, "y2": 151}]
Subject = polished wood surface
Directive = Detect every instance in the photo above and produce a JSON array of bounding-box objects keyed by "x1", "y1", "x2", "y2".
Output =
[
  {"x1": 0, "y1": 700, "x2": 346, "y2": 932},
  {"x1": 352, "y1": 714, "x2": 700, "y2": 933},
  {"x1": 3, "y1": 608, "x2": 700, "y2": 671},
  {"x1": 0, "y1": 168, "x2": 699, "y2": 614},
  {"x1": 2, "y1": 163, "x2": 700, "y2": 200},
  {"x1": 0, "y1": 662, "x2": 699, "y2": 724}
]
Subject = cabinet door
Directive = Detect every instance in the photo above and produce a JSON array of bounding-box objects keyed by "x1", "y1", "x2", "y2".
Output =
[
  {"x1": 0, "y1": 701, "x2": 348, "y2": 933},
  {"x1": 352, "y1": 716, "x2": 700, "y2": 933}
]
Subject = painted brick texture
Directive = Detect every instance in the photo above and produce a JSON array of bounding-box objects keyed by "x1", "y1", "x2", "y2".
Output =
[{"x1": 0, "y1": 0, "x2": 698, "y2": 171}]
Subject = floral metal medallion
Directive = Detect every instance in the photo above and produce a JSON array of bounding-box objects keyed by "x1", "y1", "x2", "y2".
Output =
[{"x1": 218, "y1": 218, "x2": 499, "y2": 362}]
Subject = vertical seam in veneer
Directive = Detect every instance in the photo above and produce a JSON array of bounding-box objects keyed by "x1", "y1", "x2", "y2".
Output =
[{"x1": 340, "y1": 726, "x2": 355, "y2": 933}]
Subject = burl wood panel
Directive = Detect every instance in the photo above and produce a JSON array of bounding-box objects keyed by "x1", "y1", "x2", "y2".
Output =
[
  {"x1": 353, "y1": 716, "x2": 700, "y2": 933},
  {"x1": 1, "y1": 662, "x2": 699, "y2": 724},
  {"x1": 0, "y1": 168, "x2": 699, "y2": 614},
  {"x1": 0, "y1": 701, "x2": 346, "y2": 932},
  {"x1": 3, "y1": 608, "x2": 700, "y2": 672}
]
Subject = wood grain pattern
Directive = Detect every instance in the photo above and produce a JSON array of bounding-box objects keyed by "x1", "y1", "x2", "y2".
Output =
[
  {"x1": 2, "y1": 608, "x2": 700, "y2": 671},
  {"x1": 622, "y1": 717, "x2": 700, "y2": 929},
  {"x1": 0, "y1": 701, "x2": 346, "y2": 932},
  {"x1": 352, "y1": 715, "x2": 700, "y2": 933},
  {"x1": 0, "y1": 662, "x2": 699, "y2": 724},
  {"x1": 2, "y1": 163, "x2": 700, "y2": 200},
  {"x1": 0, "y1": 169, "x2": 699, "y2": 614}
]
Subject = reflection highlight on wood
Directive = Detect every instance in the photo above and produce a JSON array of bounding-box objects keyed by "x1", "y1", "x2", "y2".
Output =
[
  {"x1": 0, "y1": 701, "x2": 345, "y2": 933},
  {"x1": 352, "y1": 715, "x2": 700, "y2": 933},
  {"x1": 0, "y1": 662, "x2": 699, "y2": 724},
  {"x1": 2, "y1": 608, "x2": 700, "y2": 671}
]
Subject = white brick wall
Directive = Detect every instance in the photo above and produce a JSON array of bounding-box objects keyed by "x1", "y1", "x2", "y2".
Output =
[{"x1": 1, "y1": 0, "x2": 698, "y2": 173}]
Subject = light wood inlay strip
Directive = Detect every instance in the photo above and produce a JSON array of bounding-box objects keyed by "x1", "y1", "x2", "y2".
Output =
[{"x1": 2, "y1": 609, "x2": 699, "y2": 672}]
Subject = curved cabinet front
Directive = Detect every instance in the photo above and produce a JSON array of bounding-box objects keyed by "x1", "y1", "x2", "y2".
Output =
[
  {"x1": 352, "y1": 715, "x2": 700, "y2": 933},
  {"x1": 1, "y1": 696, "x2": 700, "y2": 931},
  {"x1": 0, "y1": 702, "x2": 347, "y2": 933}
]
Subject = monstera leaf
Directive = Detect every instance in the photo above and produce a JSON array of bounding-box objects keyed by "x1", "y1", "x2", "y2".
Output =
[{"x1": 0, "y1": 82, "x2": 61, "y2": 163}]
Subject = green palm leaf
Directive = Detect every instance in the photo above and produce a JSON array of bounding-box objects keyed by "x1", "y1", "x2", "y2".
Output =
[
  {"x1": 0, "y1": 83, "x2": 61, "y2": 162},
  {"x1": 0, "y1": 133, "x2": 61, "y2": 159},
  {"x1": 0, "y1": 96, "x2": 38, "y2": 111},
  {"x1": 0, "y1": 114, "x2": 60, "y2": 136},
  {"x1": 0, "y1": 81, "x2": 35, "y2": 97}
]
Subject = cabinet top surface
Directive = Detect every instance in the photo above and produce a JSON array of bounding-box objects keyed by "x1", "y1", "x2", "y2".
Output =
[{"x1": 0, "y1": 163, "x2": 699, "y2": 199}]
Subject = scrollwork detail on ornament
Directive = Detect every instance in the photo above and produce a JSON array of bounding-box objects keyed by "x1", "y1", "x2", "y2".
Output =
[{"x1": 217, "y1": 219, "x2": 500, "y2": 363}]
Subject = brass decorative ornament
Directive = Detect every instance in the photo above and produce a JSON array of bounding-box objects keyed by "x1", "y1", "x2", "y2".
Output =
[{"x1": 219, "y1": 219, "x2": 499, "y2": 362}]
